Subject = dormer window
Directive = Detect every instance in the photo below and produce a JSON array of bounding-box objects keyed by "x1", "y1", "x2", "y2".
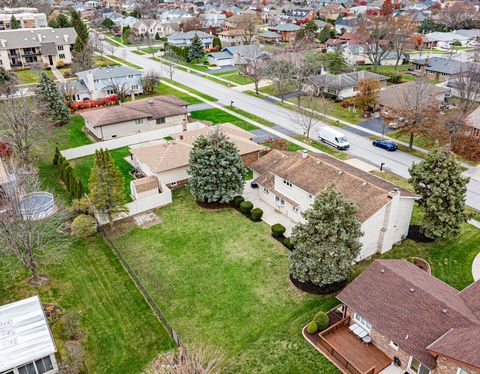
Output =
[{"x1": 283, "y1": 179, "x2": 292, "y2": 188}]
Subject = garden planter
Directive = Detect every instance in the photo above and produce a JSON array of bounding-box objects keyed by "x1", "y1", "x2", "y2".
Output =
[{"x1": 290, "y1": 275, "x2": 347, "y2": 295}]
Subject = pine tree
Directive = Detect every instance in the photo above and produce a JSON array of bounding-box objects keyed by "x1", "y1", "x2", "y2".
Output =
[
  {"x1": 10, "y1": 16, "x2": 21, "y2": 29},
  {"x1": 75, "y1": 179, "x2": 84, "y2": 199},
  {"x1": 318, "y1": 26, "x2": 331, "y2": 43},
  {"x1": 37, "y1": 72, "x2": 70, "y2": 125},
  {"x1": 53, "y1": 146, "x2": 60, "y2": 166},
  {"x1": 155, "y1": 32, "x2": 161, "y2": 40},
  {"x1": 70, "y1": 11, "x2": 89, "y2": 52},
  {"x1": 409, "y1": 147, "x2": 469, "y2": 239},
  {"x1": 187, "y1": 128, "x2": 246, "y2": 203},
  {"x1": 289, "y1": 185, "x2": 362, "y2": 288},
  {"x1": 88, "y1": 149, "x2": 128, "y2": 226},
  {"x1": 187, "y1": 33, "x2": 205, "y2": 62}
]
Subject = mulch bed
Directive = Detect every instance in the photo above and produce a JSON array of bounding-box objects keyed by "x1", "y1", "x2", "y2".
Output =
[
  {"x1": 196, "y1": 200, "x2": 233, "y2": 210},
  {"x1": 412, "y1": 257, "x2": 431, "y2": 273},
  {"x1": 290, "y1": 275, "x2": 347, "y2": 295},
  {"x1": 407, "y1": 225, "x2": 434, "y2": 243}
]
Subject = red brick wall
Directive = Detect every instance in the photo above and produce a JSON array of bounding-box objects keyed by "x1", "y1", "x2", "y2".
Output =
[
  {"x1": 434, "y1": 356, "x2": 480, "y2": 374},
  {"x1": 166, "y1": 178, "x2": 188, "y2": 189}
]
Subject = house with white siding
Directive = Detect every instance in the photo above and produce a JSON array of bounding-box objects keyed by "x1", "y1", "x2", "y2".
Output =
[{"x1": 249, "y1": 150, "x2": 417, "y2": 260}]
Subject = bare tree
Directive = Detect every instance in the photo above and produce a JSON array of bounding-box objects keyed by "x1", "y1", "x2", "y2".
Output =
[
  {"x1": 60, "y1": 84, "x2": 79, "y2": 103},
  {"x1": 0, "y1": 94, "x2": 45, "y2": 168},
  {"x1": 141, "y1": 71, "x2": 161, "y2": 94},
  {"x1": 389, "y1": 15, "x2": 416, "y2": 69},
  {"x1": 104, "y1": 41, "x2": 116, "y2": 56},
  {"x1": 292, "y1": 96, "x2": 324, "y2": 139},
  {"x1": 71, "y1": 42, "x2": 94, "y2": 74},
  {"x1": 181, "y1": 17, "x2": 203, "y2": 32},
  {"x1": 109, "y1": 79, "x2": 131, "y2": 101},
  {"x1": 0, "y1": 165, "x2": 65, "y2": 285},
  {"x1": 236, "y1": 14, "x2": 258, "y2": 45},
  {"x1": 355, "y1": 16, "x2": 394, "y2": 69},
  {"x1": 437, "y1": 2, "x2": 478, "y2": 31},
  {"x1": 163, "y1": 50, "x2": 184, "y2": 80},
  {"x1": 147, "y1": 346, "x2": 226, "y2": 374},
  {"x1": 454, "y1": 50, "x2": 480, "y2": 115}
]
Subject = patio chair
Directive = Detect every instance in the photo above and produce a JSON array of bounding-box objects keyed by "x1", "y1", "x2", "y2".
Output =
[{"x1": 348, "y1": 323, "x2": 359, "y2": 332}]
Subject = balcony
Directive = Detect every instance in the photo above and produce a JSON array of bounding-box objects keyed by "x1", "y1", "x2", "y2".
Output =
[{"x1": 305, "y1": 316, "x2": 391, "y2": 374}]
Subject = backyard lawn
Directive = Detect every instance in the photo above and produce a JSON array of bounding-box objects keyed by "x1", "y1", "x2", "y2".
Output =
[
  {"x1": 112, "y1": 188, "x2": 340, "y2": 374},
  {"x1": 212, "y1": 70, "x2": 254, "y2": 85},
  {"x1": 106, "y1": 55, "x2": 143, "y2": 69},
  {"x1": 14, "y1": 69, "x2": 55, "y2": 84},
  {"x1": 94, "y1": 55, "x2": 119, "y2": 68},
  {"x1": 190, "y1": 108, "x2": 260, "y2": 131},
  {"x1": 0, "y1": 235, "x2": 174, "y2": 373}
]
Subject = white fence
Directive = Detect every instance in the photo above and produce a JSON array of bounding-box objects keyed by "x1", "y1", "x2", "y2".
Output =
[
  {"x1": 95, "y1": 183, "x2": 172, "y2": 225},
  {"x1": 61, "y1": 122, "x2": 206, "y2": 160}
]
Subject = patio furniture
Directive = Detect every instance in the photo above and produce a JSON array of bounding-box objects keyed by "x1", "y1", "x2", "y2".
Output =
[
  {"x1": 362, "y1": 335, "x2": 372, "y2": 344},
  {"x1": 348, "y1": 323, "x2": 359, "y2": 332},
  {"x1": 355, "y1": 328, "x2": 368, "y2": 339}
]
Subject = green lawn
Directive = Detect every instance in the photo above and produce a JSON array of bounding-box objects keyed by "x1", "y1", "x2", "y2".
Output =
[
  {"x1": 132, "y1": 50, "x2": 146, "y2": 55},
  {"x1": 94, "y1": 55, "x2": 119, "y2": 68},
  {"x1": 112, "y1": 188, "x2": 340, "y2": 374},
  {"x1": 140, "y1": 47, "x2": 161, "y2": 54},
  {"x1": 190, "y1": 108, "x2": 260, "y2": 131},
  {"x1": 70, "y1": 147, "x2": 134, "y2": 202},
  {"x1": 14, "y1": 69, "x2": 55, "y2": 85},
  {"x1": 106, "y1": 55, "x2": 143, "y2": 69},
  {"x1": 329, "y1": 102, "x2": 362, "y2": 124},
  {"x1": 292, "y1": 135, "x2": 349, "y2": 160},
  {"x1": 161, "y1": 79, "x2": 217, "y2": 102},
  {"x1": 225, "y1": 106, "x2": 273, "y2": 127},
  {"x1": 212, "y1": 70, "x2": 254, "y2": 85},
  {"x1": 0, "y1": 235, "x2": 173, "y2": 373},
  {"x1": 261, "y1": 139, "x2": 305, "y2": 152}
]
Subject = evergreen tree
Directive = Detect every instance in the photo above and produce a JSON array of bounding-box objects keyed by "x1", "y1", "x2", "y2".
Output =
[
  {"x1": 88, "y1": 149, "x2": 127, "y2": 225},
  {"x1": 213, "y1": 37, "x2": 222, "y2": 50},
  {"x1": 75, "y1": 179, "x2": 84, "y2": 199},
  {"x1": 36, "y1": 72, "x2": 70, "y2": 125},
  {"x1": 101, "y1": 18, "x2": 115, "y2": 30},
  {"x1": 187, "y1": 33, "x2": 205, "y2": 62},
  {"x1": 155, "y1": 32, "x2": 161, "y2": 40},
  {"x1": 187, "y1": 128, "x2": 246, "y2": 203},
  {"x1": 419, "y1": 18, "x2": 436, "y2": 34},
  {"x1": 409, "y1": 147, "x2": 469, "y2": 239},
  {"x1": 10, "y1": 16, "x2": 21, "y2": 29},
  {"x1": 0, "y1": 67, "x2": 17, "y2": 96},
  {"x1": 70, "y1": 11, "x2": 89, "y2": 52},
  {"x1": 49, "y1": 13, "x2": 72, "y2": 28},
  {"x1": 318, "y1": 26, "x2": 331, "y2": 43},
  {"x1": 302, "y1": 20, "x2": 318, "y2": 40},
  {"x1": 289, "y1": 185, "x2": 362, "y2": 288},
  {"x1": 53, "y1": 146, "x2": 60, "y2": 166}
]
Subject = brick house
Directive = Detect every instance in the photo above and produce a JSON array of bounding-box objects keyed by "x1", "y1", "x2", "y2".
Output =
[
  {"x1": 329, "y1": 259, "x2": 480, "y2": 374},
  {"x1": 130, "y1": 123, "x2": 267, "y2": 189},
  {"x1": 267, "y1": 23, "x2": 300, "y2": 43}
]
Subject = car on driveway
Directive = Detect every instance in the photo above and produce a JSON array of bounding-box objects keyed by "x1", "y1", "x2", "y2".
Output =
[{"x1": 372, "y1": 139, "x2": 398, "y2": 151}]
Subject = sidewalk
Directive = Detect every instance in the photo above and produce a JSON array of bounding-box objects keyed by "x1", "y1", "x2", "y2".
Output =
[{"x1": 50, "y1": 67, "x2": 66, "y2": 83}]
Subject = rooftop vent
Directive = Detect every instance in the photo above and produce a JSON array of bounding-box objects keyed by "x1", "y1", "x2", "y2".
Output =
[
  {"x1": 380, "y1": 269, "x2": 385, "y2": 273},
  {"x1": 409, "y1": 288, "x2": 415, "y2": 293},
  {"x1": 442, "y1": 308, "x2": 448, "y2": 314},
  {"x1": 338, "y1": 171, "x2": 343, "y2": 174},
  {"x1": 362, "y1": 182, "x2": 367, "y2": 186}
]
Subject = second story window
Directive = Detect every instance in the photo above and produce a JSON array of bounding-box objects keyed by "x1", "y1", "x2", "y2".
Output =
[
  {"x1": 283, "y1": 179, "x2": 292, "y2": 188},
  {"x1": 135, "y1": 119, "x2": 144, "y2": 124},
  {"x1": 58, "y1": 45, "x2": 64, "y2": 51}
]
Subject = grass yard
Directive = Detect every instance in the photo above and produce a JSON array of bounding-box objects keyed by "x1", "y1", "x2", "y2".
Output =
[
  {"x1": 94, "y1": 55, "x2": 119, "y2": 68},
  {"x1": 0, "y1": 235, "x2": 173, "y2": 373},
  {"x1": 140, "y1": 47, "x2": 161, "y2": 54},
  {"x1": 225, "y1": 105, "x2": 273, "y2": 127},
  {"x1": 132, "y1": 50, "x2": 146, "y2": 55},
  {"x1": 261, "y1": 139, "x2": 305, "y2": 152},
  {"x1": 112, "y1": 188, "x2": 340, "y2": 374},
  {"x1": 70, "y1": 147, "x2": 134, "y2": 202},
  {"x1": 292, "y1": 135, "x2": 349, "y2": 160},
  {"x1": 14, "y1": 69, "x2": 55, "y2": 85},
  {"x1": 190, "y1": 108, "x2": 260, "y2": 131},
  {"x1": 161, "y1": 78, "x2": 217, "y2": 102},
  {"x1": 212, "y1": 70, "x2": 254, "y2": 85},
  {"x1": 106, "y1": 55, "x2": 143, "y2": 69},
  {"x1": 329, "y1": 102, "x2": 362, "y2": 124}
]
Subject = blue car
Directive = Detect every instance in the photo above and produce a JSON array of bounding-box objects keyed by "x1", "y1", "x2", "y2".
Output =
[{"x1": 372, "y1": 139, "x2": 398, "y2": 151}]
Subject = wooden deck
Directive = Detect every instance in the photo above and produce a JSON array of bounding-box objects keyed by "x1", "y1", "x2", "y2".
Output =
[{"x1": 314, "y1": 318, "x2": 391, "y2": 374}]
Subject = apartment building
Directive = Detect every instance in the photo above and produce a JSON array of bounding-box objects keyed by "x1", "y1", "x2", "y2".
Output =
[
  {"x1": 0, "y1": 7, "x2": 48, "y2": 30},
  {"x1": 0, "y1": 27, "x2": 77, "y2": 70}
]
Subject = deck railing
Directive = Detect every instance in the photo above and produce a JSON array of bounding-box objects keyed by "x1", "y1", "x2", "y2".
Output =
[{"x1": 317, "y1": 317, "x2": 376, "y2": 374}]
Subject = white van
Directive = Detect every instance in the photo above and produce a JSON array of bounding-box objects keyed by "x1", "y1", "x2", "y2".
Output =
[{"x1": 318, "y1": 127, "x2": 350, "y2": 150}]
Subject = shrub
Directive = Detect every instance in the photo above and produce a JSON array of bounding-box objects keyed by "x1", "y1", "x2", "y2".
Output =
[
  {"x1": 71, "y1": 214, "x2": 96, "y2": 237},
  {"x1": 62, "y1": 311, "x2": 80, "y2": 339},
  {"x1": 388, "y1": 74, "x2": 402, "y2": 84},
  {"x1": 452, "y1": 40, "x2": 462, "y2": 47},
  {"x1": 340, "y1": 99, "x2": 351, "y2": 108},
  {"x1": 251, "y1": 207, "x2": 263, "y2": 221},
  {"x1": 313, "y1": 311, "x2": 330, "y2": 330},
  {"x1": 283, "y1": 237, "x2": 294, "y2": 249},
  {"x1": 240, "y1": 200, "x2": 253, "y2": 215},
  {"x1": 271, "y1": 223, "x2": 286, "y2": 238},
  {"x1": 68, "y1": 196, "x2": 93, "y2": 217},
  {"x1": 56, "y1": 60, "x2": 65, "y2": 68},
  {"x1": 306, "y1": 321, "x2": 318, "y2": 334},
  {"x1": 233, "y1": 195, "x2": 245, "y2": 208}
]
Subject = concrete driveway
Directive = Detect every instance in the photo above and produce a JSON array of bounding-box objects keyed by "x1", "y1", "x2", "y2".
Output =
[{"x1": 243, "y1": 182, "x2": 296, "y2": 236}]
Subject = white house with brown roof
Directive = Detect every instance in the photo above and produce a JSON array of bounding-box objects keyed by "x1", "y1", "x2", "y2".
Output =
[
  {"x1": 130, "y1": 123, "x2": 267, "y2": 189},
  {"x1": 249, "y1": 150, "x2": 417, "y2": 260},
  {"x1": 80, "y1": 96, "x2": 189, "y2": 140},
  {"x1": 466, "y1": 106, "x2": 480, "y2": 138},
  {"x1": 331, "y1": 259, "x2": 480, "y2": 374}
]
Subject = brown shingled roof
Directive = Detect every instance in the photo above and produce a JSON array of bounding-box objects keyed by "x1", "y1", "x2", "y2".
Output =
[
  {"x1": 337, "y1": 260, "x2": 480, "y2": 370},
  {"x1": 249, "y1": 150, "x2": 415, "y2": 222},
  {"x1": 132, "y1": 176, "x2": 159, "y2": 193},
  {"x1": 81, "y1": 96, "x2": 188, "y2": 127}
]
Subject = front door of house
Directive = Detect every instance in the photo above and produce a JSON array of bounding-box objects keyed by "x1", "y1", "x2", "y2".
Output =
[{"x1": 48, "y1": 55, "x2": 53, "y2": 65}]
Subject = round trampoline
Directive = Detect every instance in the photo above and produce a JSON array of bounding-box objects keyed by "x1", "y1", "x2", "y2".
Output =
[{"x1": 19, "y1": 192, "x2": 55, "y2": 220}]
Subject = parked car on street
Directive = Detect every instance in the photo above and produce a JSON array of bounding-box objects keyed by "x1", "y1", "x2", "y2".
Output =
[{"x1": 372, "y1": 139, "x2": 398, "y2": 151}]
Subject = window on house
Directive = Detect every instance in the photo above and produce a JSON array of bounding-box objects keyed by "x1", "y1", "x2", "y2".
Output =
[
  {"x1": 131, "y1": 84, "x2": 138, "y2": 90},
  {"x1": 457, "y1": 369, "x2": 468, "y2": 374},
  {"x1": 94, "y1": 79, "x2": 100, "y2": 83},
  {"x1": 473, "y1": 128, "x2": 480, "y2": 137},
  {"x1": 409, "y1": 357, "x2": 431, "y2": 374},
  {"x1": 17, "y1": 356, "x2": 54, "y2": 374},
  {"x1": 389, "y1": 341, "x2": 399, "y2": 351},
  {"x1": 170, "y1": 181, "x2": 178, "y2": 187},
  {"x1": 283, "y1": 179, "x2": 292, "y2": 187},
  {"x1": 353, "y1": 313, "x2": 372, "y2": 331},
  {"x1": 263, "y1": 187, "x2": 269, "y2": 194},
  {"x1": 106, "y1": 90, "x2": 115, "y2": 95},
  {"x1": 128, "y1": 74, "x2": 134, "y2": 78},
  {"x1": 292, "y1": 206, "x2": 299, "y2": 213},
  {"x1": 307, "y1": 193, "x2": 313, "y2": 200},
  {"x1": 59, "y1": 53, "x2": 65, "y2": 59},
  {"x1": 275, "y1": 196, "x2": 285, "y2": 206},
  {"x1": 135, "y1": 119, "x2": 144, "y2": 124},
  {"x1": 156, "y1": 117, "x2": 165, "y2": 124},
  {"x1": 57, "y1": 45, "x2": 64, "y2": 51}
]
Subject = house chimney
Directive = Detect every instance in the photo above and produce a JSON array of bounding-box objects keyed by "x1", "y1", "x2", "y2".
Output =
[
  {"x1": 86, "y1": 70, "x2": 94, "y2": 91},
  {"x1": 0, "y1": 39, "x2": 5, "y2": 48},
  {"x1": 302, "y1": 149, "x2": 308, "y2": 159}
]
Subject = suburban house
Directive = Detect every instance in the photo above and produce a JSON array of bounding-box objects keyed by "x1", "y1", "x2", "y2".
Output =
[
  {"x1": 207, "y1": 45, "x2": 267, "y2": 66},
  {"x1": 80, "y1": 96, "x2": 189, "y2": 140},
  {"x1": 0, "y1": 27, "x2": 77, "y2": 70},
  {"x1": 314, "y1": 259, "x2": 480, "y2": 374},
  {"x1": 466, "y1": 106, "x2": 480, "y2": 138},
  {"x1": 0, "y1": 7, "x2": 48, "y2": 30},
  {"x1": 283, "y1": 8, "x2": 317, "y2": 23},
  {"x1": 342, "y1": 44, "x2": 405, "y2": 66},
  {"x1": 132, "y1": 19, "x2": 164, "y2": 38},
  {"x1": 167, "y1": 30, "x2": 213, "y2": 48},
  {"x1": 305, "y1": 71, "x2": 389, "y2": 99},
  {"x1": 267, "y1": 23, "x2": 301, "y2": 43},
  {"x1": 258, "y1": 30, "x2": 282, "y2": 44},
  {"x1": 412, "y1": 57, "x2": 475, "y2": 81},
  {"x1": 378, "y1": 81, "x2": 446, "y2": 112},
  {"x1": 130, "y1": 123, "x2": 266, "y2": 189},
  {"x1": 218, "y1": 29, "x2": 248, "y2": 47},
  {"x1": 0, "y1": 296, "x2": 59, "y2": 374},
  {"x1": 66, "y1": 65, "x2": 143, "y2": 101},
  {"x1": 248, "y1": 150, "x2": 417, "y2": 260}
]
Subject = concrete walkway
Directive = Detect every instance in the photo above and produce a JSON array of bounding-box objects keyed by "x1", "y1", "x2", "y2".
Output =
[
  {"x1": 50, "y1": 67, "x2": 66, "y2": 83},
  {"x1": 469, "y1": 219, "x2": 480, "y2": 281}
]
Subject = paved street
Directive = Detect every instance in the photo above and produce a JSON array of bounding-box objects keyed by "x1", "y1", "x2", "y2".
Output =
[{"x1": 99, "y1": 40, "x2": 480, "y2": 210}]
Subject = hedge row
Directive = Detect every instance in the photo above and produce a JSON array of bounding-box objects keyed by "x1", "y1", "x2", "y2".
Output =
[
  {"x1": 233, "y1": 195, "x2": 263, "y2": 222},
  {"x1": 53, "y1": 147, "x2": 84, "y2": 199}
]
